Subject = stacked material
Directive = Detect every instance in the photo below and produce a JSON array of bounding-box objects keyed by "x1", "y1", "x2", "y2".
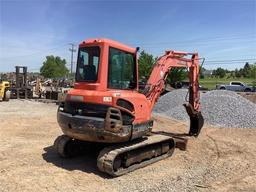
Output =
[{"x1": 154, "y1": 89, "x2": 256, "y2": 128}]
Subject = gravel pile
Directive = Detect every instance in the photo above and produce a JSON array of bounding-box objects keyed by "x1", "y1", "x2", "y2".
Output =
[
  {"x1": 154, "y1": 89, "x2": 189, "y2": 120},
  {"x1": 154, "y1": 89, "x2": 256, "y2": 128}
]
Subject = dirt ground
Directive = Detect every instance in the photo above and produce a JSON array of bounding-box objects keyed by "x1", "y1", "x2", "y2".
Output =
[
  {"x1": 0, "y1": 100, "x2": 255, "y2": 192},
  {"x1": 238, "y1": 92, "x2": 256, "y2": 104}
]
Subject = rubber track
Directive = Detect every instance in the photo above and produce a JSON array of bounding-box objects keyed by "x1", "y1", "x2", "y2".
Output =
[
  {"x1": 54, "y1": 135, "x2": 72, "y2": 158},
  {"x1": 97, "y1": 134, "x2": 175, "y2": 176}
]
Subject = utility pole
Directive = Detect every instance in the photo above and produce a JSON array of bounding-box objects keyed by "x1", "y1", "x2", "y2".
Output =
[{"x1": 69, "y1": 43, "x2": 76, "y2": 75}]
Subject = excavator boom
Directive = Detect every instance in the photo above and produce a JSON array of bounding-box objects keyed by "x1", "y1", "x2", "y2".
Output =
[
  {"x1": 145, "y1": 50, "x2": 203, "y2": 136},
  {"x1": 146, "y1": 51, "x2": 200, "y2": 111}
]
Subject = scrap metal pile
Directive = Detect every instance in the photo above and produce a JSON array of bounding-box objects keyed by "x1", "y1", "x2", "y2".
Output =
[{"x1": 0, "y1": 66, "x2": 72, "y2": 102}]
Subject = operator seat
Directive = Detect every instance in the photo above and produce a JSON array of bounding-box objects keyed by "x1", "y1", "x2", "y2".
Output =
[{"x1": 84, "y1": 64, "x2": 96, "y2": 81}]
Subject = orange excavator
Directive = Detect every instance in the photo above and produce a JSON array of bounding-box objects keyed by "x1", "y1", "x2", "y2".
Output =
[{"x1": 54, "y1": 38, "x2": 204, "y2": 176}]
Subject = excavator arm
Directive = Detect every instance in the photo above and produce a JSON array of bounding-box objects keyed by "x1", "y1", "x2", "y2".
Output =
[{"x1": 145, "y1": 50, "x2": 204, "y2": 136}]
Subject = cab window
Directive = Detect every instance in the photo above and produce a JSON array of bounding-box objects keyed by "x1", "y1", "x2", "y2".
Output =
[
  {"x1": 108, "y1": 47, "x2": 136, "y2": 90},
  {"x1": 76, "y1": 46, "x2": 100, "y2": 82}
]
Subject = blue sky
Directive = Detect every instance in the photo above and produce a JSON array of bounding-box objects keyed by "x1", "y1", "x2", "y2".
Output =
[{"x1": 0, "y1": 0, "x2": 255, "y2": 72}]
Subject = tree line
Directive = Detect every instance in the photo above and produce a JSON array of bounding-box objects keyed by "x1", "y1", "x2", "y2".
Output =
[
  {"x1": 40, "y1": 52, "x2": 256, "y2": 82},
  {"x1": 209, "y1": 63, "x2": 256, "y2": 79}
]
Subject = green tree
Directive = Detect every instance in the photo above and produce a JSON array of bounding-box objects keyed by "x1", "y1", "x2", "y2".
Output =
[
  {"x1": 250, "y1": 63, "x2": 256, "y2": 79},
  {"x1": 234, "y1": 69, "x2": 241, "y2": 78},
  {"x1": 138, "y1": 51, "x2": 156, "y2": 79},
  {"x1": 0, "y1": 73, "x2": 7, "y2": 81},
  {"x1": 40, "y1": 56, "x2": 69, "y2": 78},
  {"x1": 229, "y1": 71, "x2": 235, "y2": 78},
  {"x1": 250, "y1": 63, "x2": 256, "y2": 90},
  {"x1": 167, "y1": 68, "x2": 187, "y2": 84},
  {"x1": 212, "y1": 67, "x2": 226, "y2": 78},
  {"x1": 241, "y1": 62, "x2": 251, "y2": 78},
  {"x1": 251, "y1": 64, "x2": 256, "y2": 90}
]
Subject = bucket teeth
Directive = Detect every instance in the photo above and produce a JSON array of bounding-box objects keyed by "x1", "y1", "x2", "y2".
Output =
[
  {"x1": 189, "y1": 112, "x2": 204, "y2": 136},
  {"x1": 183, "y1": 103, "x2": 204, "y2": 137}
]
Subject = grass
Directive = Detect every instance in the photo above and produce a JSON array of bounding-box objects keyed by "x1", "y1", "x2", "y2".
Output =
[{"x1": 199, "y1": 77, "x2": 256, "y2": 90}]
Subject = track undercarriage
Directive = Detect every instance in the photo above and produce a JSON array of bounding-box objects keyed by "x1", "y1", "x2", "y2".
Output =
[
  {"x1": 54, "y1": 101, "x2": 202, "y2": 176},
  {"x1": 54, "y1": 134, "x2": 186, "y2": 176}
]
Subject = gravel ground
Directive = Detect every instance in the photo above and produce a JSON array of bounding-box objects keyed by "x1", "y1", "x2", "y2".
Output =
[
  {"x1": 154, "y1": 89, "x2": 256, "y2": 128},
  {"x1": 0, "y1": 100, "x2": 256, "y2": 192}
]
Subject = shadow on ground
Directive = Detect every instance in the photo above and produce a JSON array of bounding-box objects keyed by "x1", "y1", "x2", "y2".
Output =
[
  {"x1": 42, "y1": 145, "x2": 111, "y2": 178},
  {"x1": 42, "y1": 132, "x2": 189, "y2": 178}
]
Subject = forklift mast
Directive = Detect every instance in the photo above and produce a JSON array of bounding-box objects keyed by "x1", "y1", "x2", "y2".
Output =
[{"x1": 15, "y1": 66, "x2": 28, "y2": 88}]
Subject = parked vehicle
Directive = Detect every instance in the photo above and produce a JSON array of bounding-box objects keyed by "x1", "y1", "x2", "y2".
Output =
[
  {"x1": 216, "y1": 81, "x2": 254, "y2": 92},
  {"x1": 0, "y1": 80, "x2": 10, "y2": 101},
  {"x1": 170, "y1": 81, "x2": 208, "y2": 90}
]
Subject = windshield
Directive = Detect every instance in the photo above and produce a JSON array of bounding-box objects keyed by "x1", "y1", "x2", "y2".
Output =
[
  {"x1": 76, "y1": 46, "x2": 100, "y2": 82},
  {"x1": 108, "y1": 47, "x2": 136, "y2": 90}
]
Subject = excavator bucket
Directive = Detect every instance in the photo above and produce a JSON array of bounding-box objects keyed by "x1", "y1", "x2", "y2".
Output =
[{"x1": 183, "y1": 103, "x2": 204, "y2": 137}]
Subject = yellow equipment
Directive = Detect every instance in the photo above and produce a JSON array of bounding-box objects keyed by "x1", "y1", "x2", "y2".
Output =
[{"x1": 0, "y1": 81, "x2": 11, "y2": 101}]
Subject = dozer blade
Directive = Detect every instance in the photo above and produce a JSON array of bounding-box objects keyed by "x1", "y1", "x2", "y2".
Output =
[
  {"x1": 97, "y1": 134, "x2": 175, "y2": 176},
  {"x1": 183, "y1": 103, "x2": 204, "y2": 137}
]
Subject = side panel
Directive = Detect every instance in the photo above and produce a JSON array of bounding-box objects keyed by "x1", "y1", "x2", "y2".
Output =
[{"x1": 67, "y1": 89, "x2": 152, "y2": 123}]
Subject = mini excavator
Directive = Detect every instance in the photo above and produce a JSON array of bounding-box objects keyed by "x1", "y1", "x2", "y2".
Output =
[{"x1": 54, "y1": 38, "x2": 204, "y2": 176}]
